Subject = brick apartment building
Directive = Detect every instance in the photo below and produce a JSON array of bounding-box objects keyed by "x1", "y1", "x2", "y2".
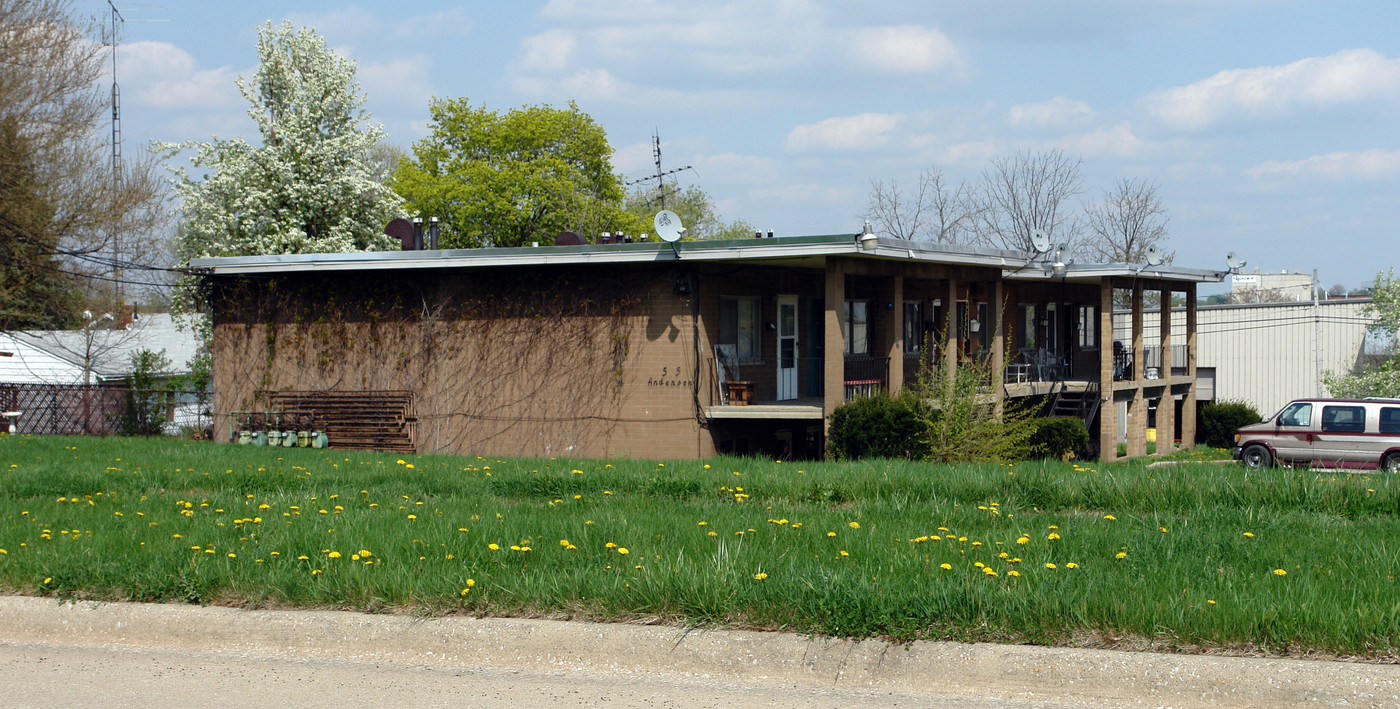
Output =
[{"x1": 191, "y1": 233, "x2": 1222, "y2": 461}]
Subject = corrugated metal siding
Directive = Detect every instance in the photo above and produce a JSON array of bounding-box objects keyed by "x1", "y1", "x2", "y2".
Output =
[{"x1": 1115, "y1": 299, "x2": 1375, "y2": 417}]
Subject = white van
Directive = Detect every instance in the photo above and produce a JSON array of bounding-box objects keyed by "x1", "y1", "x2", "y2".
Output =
[{"x1": 1232, "y1": 398, "x2": 1400, "y2": 471}]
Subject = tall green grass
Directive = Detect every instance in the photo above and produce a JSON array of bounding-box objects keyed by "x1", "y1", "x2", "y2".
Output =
[{"x1": 2, "y1": 435, "x2": 1397, "y2": 657}]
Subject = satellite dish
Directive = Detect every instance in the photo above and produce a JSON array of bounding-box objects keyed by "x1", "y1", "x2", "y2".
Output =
[
  {"x1": 1144, "y1": 245, "x2": 1164, "y2": 267},
  {"x1": 654, "y1": 210, "x2": 685, "y2": 243},
  {"x1": 1030, "y1": 229, "x2": 1051, "y2": 254},
  {"x1": 1225, "y1": 252, "x2": 1246, "y2": 271}
]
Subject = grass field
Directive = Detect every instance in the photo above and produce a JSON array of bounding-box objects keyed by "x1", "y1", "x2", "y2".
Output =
[{"x1": 2, "y1": 434, "x2": 1398, "y2": 659}]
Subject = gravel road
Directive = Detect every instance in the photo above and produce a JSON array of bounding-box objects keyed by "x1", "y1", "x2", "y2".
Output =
[{"x1": 1, "y1": 596, "x2": 1397, "y2": 708}]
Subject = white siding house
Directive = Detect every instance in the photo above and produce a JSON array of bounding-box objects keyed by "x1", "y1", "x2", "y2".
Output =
[{"x1": 0, "y1": 313, "x2": 202, "y2": 385}]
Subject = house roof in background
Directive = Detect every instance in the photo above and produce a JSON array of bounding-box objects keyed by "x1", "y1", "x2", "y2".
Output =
[{"x1": 0, "y1": 313, "x2": 203, "y2": 384}]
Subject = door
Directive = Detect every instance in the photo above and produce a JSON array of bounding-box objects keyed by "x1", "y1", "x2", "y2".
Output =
[
  {"x1": 777, "y1": 295, "x2": 798, "y2": 400},
  {"x1": 1270, "y1": 401, "x2": 1314, "y2": 464}
]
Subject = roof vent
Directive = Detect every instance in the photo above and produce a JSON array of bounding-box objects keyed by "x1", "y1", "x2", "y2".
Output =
[{"x1": 555, "y1": 231, "x2": 586, "y2": 246}]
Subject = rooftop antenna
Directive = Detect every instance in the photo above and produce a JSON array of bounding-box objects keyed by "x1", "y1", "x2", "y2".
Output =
[{"x1": 625, "y1": 130, "x2": 692, "y2": 210}]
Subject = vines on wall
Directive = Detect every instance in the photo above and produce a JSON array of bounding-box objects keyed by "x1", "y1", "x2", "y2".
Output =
[{"x1": 208, "y1": 268, "x2": 648, "y2": 455}]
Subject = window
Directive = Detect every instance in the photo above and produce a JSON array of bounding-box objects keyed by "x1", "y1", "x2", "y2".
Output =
[
  {"x1": 1278, "y1": 402, "x2": 1311, "y2": 427},
  {"x1": 1321, "y1": 405, "x2": 1366, "y2": 433},
  {"x1": 719, "y1": 296, "x2": 761, "y2": 361},
  {"x1": 1019, "y1": 304, "x2": 1037, "y2": 350},
  {"x1": 1382, "y1": 407, "x2": 1400, "y2": 434},
  {"x1": 844, "y1": 301, "x2": 869, "y2": 355},
  {"x1": 1077, "y1": 305, "x2": 1096, "y2": 347},
  {"x1": 902, "y1": 301, "x2": 922, "y2": 354},
  {"x1": 1045, "y1": 302, "x2": 1058, "y2": 352}
]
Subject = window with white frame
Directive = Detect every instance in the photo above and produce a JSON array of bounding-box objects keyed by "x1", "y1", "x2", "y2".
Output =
[{"x1": 719, "y1": 296, "x2": 762, "y2": 361}]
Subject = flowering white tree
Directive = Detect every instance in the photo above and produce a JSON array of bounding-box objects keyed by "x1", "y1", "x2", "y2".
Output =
[
  {"x1": 1325, "y1": 270, "x2": 1400, "y2": 398},
  {"x1": 164, "y1": 21, "x2": 403, "y2": 259}
]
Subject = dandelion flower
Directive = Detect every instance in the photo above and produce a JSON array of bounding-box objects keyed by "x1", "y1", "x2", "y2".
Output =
[
  {"x1": 1045, "y1": 563, "x2": 1057, "y2": 569},
  {"x1": 983, "y1": 567, "x2": 997, "y2": 577},
  {"x1": 1208, "y1": 599, "x2": 1216, "y2": 605},
  {"x1": 606, "y1": 542, "x2": 618, "y2": 549},
  {"x1": 827, "y1": 531, "x2": 837, "y2": 537},
  {"x1": 1007, "y1": 570, "x2": 1021, "y2": 577},
  {"x1": 1066, "y1": 562, "x2": 1079, "y2": 569},
  {"x1": 1047, "y1": 533, "x2": 1061, "y2": 540},
  {"x1": 1243, "y1": 532, "x2": 1255, "y2": 538},
  {"x1": 488, "y1": 543, "x2": 499, "y2": 551},
  {"x1": 753, "y1": 572, "x2": 768, "y2": 580},
  {"x1": 848, "y1": 521, "x2": 860, "y2": 529},
  {"x1": 328, "y1": 551, "x2": 341, "y2": 559},
  {"x1": 1115, "y1": 551, "x2": 1127, "y2": 559},
  {"x1": 1103, "y1": 514, "x2": 1116, "y2": 521},
  {"x1": 940, "y1": 563, "x2": 952, "y2": 570},
  {"x1": 618, "y1": 547, "x2": 629, "y2": 555},
  {"x1": 840, "y1": 550, "x2": 849, "y2": 557},
  {"x1": 1273, "y1": 568, "x2": 1287, "y2": 576}
]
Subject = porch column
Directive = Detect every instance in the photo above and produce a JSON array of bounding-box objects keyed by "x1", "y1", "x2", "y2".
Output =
[
  {"x1": 1181, "y1": 283, "x2": 1198, "y2": 449},
  {"x1": 1098, "y1": 279, "x2": 1117, "y2": 462},
  {"x1": 1157, "y1": 284, "x2": 1175, "y2": 454},
  {"x1": 1127, "y1": 285, "x2": 1147, "y2": 457},
  {"x1": 991, "y1": 279, "x2": 1005, "y2": 405},
  {"x1": 823, "y1": 262, "x2": 846, "y2": 431},
  {"x1": 886, "y1": 275, "x2": 904, "y2": 395},
  {"x1": 944, "y1": 277, "x2": 959, "y2": 387}
]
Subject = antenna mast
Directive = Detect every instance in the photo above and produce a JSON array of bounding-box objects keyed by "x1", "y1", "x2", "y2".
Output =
[
  {"x1": 108, "y1": 0, "x2": 125, "y2": 303},
  {"x1": 625, "y1": 129, "x2": 691, "y2": 210}
]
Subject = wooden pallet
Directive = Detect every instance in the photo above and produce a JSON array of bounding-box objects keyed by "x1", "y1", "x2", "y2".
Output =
[{"x1": 259, "y1": 390, "x2": 416, "y2": 453}]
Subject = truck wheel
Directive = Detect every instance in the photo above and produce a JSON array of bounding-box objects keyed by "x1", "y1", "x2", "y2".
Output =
[
  {"x1": 1241, "y1": 445, "x2": 1272, "y2": 469},
  {"x1": 1383, "y1": 452, "x2": 1400, "y2": 473}
]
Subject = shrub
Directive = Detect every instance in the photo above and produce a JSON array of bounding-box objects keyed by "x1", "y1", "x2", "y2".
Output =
[
  {"x1": 120, "y1": 349, "x2": 171, "y2": 437},
  {"x1": 827, "y1": 394, "x2": 925, "y2": 460},
  {"x1": 905, "y1": 352, "x2": 1038, "y2": 463},
  {"x1": 1029, "y1": 417, "x2": 1089, "y2": 460},
  {"x1": 1198, "y1": 400, "x2": 1261, "y2": 448}
]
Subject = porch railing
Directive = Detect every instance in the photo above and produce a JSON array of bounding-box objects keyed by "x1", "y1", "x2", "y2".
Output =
[{"x1": 706, "y1": 355, "x2": 891, "y2": 405}]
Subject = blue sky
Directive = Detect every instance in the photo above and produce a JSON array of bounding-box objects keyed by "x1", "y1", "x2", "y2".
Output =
[{"x1": 97, "y1": 0, "x2": 1399, "y2": 293}]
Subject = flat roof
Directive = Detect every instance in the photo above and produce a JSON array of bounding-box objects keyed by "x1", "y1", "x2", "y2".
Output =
[{"x1": 189, "y1": 234, "x2": 1224, "y2": 284}]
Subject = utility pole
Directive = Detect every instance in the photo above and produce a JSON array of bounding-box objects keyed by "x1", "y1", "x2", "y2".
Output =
[{"x1": 1313, "y1": 269, "x2": 1323, "y2": 397}]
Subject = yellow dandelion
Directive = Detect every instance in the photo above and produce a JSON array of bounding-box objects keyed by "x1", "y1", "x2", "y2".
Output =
[
  {"x1": 618, "y1": 547, "x2": 629, "y2": 555},
  {"x1": 1115, "y1": 551, "x2": 1127, "y2": 559},
  {"x1": 1208, "y1": 599, "x2": 1216, "y2": 605},
  {"x1": 488, "y1": 543, "x2": 499, "y2": 550},
  {"x1": 1045, "y1": 563, "x2": 1057, "y2": 569},
  {"x1": 754, "y1": 572, "x2": 768, "y2": 580},
  {"x1": 1007, "y1": 570, "x2": 1021, "y2": 577},
  {"x1": 1243, "y1": 532, "x2": 1255, "y2": 538},
  {"x1": 940, "y1": 563, "x2": 952, "y2": 570},
  {"x1": 1273, "y1": 568, "x2": 1287, "y2": 576},
  {"x1": 848, "y1": 521, "x2": 860, "y2": 529},
  {"x1": 1103, "y1": 514, "x2": 1116, "y2": 521},
  {"x1": 328, "y1": 551, "x2": 341, "y2": 559},
  {"x1": 1066, "y1": 562, "x2": 1079, "y2": 569}
]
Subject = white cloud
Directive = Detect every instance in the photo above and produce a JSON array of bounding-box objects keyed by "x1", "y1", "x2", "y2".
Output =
[
  {"x1": 1145, "y1": 49, "x2": 1400, "y2": 130},
  {"x1": 518, "y1": 30, "x2": 577, "y2": 73},
  {"x1": 285, "y1": 7, "x2": 473, "y2": 42},
  {"x1": 1245, "y1": 149, "x2": 1400, "y2": 179},
  {"x1": 557, "y1": 68, "x2": 624, "y2": 101},
  {"x1": 1054, "y1": 122, "x2": 1144, "y2": 158},
  {"x1": 357, "y1": 56, "x2": 434, "y2": 112},
  {"x1": 121, "y1": 41, "x2": 242, "y2": 110},
  {"x1": 786, "y1": 113, "x2": 903, "y2": 152},
  {"x1": 695, "y1": 152, "x2": 777, "y2": 183},
  {"x1": 1008, "y1": 97, "x2": 1096, "y2": 130},
  {"x1": 849, "y1": 25, "x2": 964, "y2": 75}
]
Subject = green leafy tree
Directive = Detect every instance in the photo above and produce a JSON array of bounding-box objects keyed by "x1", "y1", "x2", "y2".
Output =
[
  {"x1": 392, "y1": 98, "x2": 634, "y2": 248},
  {"x1": 163, "y1": 21, "x2": 403, "y2": 261},
  {"x1": 624, "y1": 182, "x2": 753, "y2": 241},
  {"x1": 1325, "y1": 270, "x2": 1400, "y2": 397}
]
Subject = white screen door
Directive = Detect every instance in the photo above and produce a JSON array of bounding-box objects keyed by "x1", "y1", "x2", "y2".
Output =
[{"x1": 777, "y1": 295, "x2": 798, "y2": 400}]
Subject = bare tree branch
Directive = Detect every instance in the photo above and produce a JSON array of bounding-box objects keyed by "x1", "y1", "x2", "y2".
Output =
[
  {"x1": 969, "y1": 149, "x2": 1083, "y2": 251},
  {"x1": 1081, "y1": 177, "x2": 1171, "y2": 264},
  {"x1": 862, "y1": 167, "x2": 975, "y2": 244}
]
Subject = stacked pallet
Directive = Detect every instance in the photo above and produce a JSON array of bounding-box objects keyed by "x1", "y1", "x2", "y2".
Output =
[{"x1": 261, "y1": 390, "x2": 416, "y2": 453}]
